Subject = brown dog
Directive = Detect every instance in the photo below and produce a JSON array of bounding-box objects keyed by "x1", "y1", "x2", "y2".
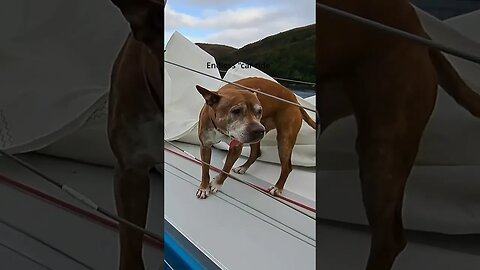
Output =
[
  {"x1": 317, "y1": 1, "x2": 480, "y2": 270},
  {"x1": 195, "y1": 77, "x2": 316, "y2": 199},
  {"x1": 107, "y1": 0, "x2": 164, "y2": 269}
]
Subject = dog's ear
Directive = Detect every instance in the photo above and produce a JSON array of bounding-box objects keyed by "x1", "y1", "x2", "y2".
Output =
[
  {"x1": 196, "y1": 85, "x2": 221, "y2": 107},
  {"x1": 109, "y1": 0, "x2": 164, "y2": 51}
]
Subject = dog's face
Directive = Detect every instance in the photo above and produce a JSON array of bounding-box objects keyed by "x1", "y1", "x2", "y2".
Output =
[{"x1": 197, "y1": 85, "x2": 265, "y2": 144}]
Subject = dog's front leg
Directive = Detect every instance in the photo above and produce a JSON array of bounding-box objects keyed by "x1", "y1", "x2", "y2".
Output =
[
  {"x1": 197, "y1": 144, "x2": 212, "y2": 199},
  {"x1": 233, "y1": 142, "x2": 261, "y2": 174},
  {"x1": 210, "y1": 144, "x2": 243, "y2": 193}
]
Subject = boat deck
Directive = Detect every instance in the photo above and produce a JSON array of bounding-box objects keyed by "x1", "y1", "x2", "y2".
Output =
[
  {"x1": 0, "y1": 153, "x2": 163, "y2": 270},
  {"x1": 165, "y1": 142, "x2": 316, "y2": 270},
  {"x1": 317, "y1": 219, "x2": 480, "y2": 270}
]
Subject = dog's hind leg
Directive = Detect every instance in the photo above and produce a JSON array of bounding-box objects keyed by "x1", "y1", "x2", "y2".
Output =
[
  {"x1": 356, "y1": 130, "x2": 416, "y2": 270},
  {"x1": 114, "y1": 165, "x2": 150, "y2": 270},
  {"x1": 356, "y1": 105, "x2": 436, "y2": 270},
  {"x1": 353, "y1": 47, "x2": 437, "y2": 270},
  {"x1": 233, "y1": 142, "x2": 261, "y2": 174},
  {"x1": 268, "y1": 111, "x2": 302, "y2": 195}
]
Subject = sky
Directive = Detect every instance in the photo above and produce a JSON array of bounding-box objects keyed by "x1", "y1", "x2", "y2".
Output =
[{"x1": 164, "y1": 0, "x2": 315, "y2": 48}]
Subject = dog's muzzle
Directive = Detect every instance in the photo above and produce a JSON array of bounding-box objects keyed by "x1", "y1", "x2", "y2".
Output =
[{"x1": 246, "y1": 124, "x2": 265, "y2": 143}]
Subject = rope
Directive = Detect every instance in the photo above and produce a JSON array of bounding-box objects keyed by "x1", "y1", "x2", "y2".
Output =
[
  {"x1": 164, "y1": 141, "x2": 316, "y2": 218},
  {"x1": 165, "y1": 165, "x2": 316, "y2": 246},
  {"x1": 0, "y1": 174, "x2": 163, "y2": 250},
  {"x1": 316, "y1": 3, "x2": 480, "y2": 65},
  {"x1": 0, "y1": 149, "x2": 164, "y2": 249}
]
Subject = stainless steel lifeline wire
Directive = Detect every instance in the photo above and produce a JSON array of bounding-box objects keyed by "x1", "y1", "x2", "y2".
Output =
[
  {"x1": 164, "y1": 60, "x2": 318, "y2": 114},
  {"x1": 316, "y1": 3, "x2": 480, "y2": 65},
  {"x1": 164, "y1": 60, "x2": 321, "y2": 140},
  {"x1": 0, "y1": 149, "x2": 164, "y2": 249},
  {"x1": 217, "y1": 69, "x2": 316, "y2": 86}
]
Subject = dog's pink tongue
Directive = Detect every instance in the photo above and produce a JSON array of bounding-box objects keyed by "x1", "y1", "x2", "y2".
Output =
[{"x1": 229, "y1": 140, "x2": 241, "y2": 148}]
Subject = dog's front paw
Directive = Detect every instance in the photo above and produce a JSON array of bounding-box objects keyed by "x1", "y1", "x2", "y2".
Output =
[
  {"x1": 267, "y1": 186, "x2": 283, "y2": 196},
  {"x1": 209, "y1": 180, "x2": 223, "y2": 193},
  {"x1": 196, "y1": 188, "x2": 210, "y2": 199},
  {"x1": 232, "y1": 166, "x2": 247, "y2": 174}
]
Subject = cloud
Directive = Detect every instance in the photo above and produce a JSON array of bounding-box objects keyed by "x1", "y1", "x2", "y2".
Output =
[
  {"x1": 165, "y1": 0, "x2": 314, "y2": 48},
  {"x1": 203, "y1": 18, "x2": 300, "y2": 47},
  {"x1": 165, "y1": 5, "x2": 283, "y2": 31},
  {"x1": 165, "y1": 6, "x2": 199, "y2": 30},
  {"x1": 183, "y1": 0, "x2": 240, "y2": 6}
]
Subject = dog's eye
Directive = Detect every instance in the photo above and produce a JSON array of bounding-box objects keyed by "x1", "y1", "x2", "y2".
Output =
[
  {"x1": 257, "y1": 108, "x2": 263, "y2": 115},
  {"x1": 231, "y1": 108, "x2": 242, "y2": 115}
]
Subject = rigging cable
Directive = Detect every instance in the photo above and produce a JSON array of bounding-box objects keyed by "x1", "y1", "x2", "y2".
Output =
[{"x1": 0, "y1": 149, "x2": 164, "y2": 249}]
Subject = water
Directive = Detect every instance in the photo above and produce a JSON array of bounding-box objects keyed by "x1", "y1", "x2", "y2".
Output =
[{"x1": 292, "y1": 88, "x2": 315, "y2": 98}]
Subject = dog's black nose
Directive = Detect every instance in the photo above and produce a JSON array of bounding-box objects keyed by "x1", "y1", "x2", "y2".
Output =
[{"x1": 251, "y1": 126, "x2": 265, "y2": 138}]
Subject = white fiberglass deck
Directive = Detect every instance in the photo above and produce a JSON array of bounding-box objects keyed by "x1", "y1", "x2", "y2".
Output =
[
  {"x1": 164, "y1": 142, "x2": 316, "y2": 270},
  {"x1": 0, "y1": 153, "x2": 163, "y2": 270},
  {"x1": 316, "y1": 219, "x2": 480, "y2": 270}
]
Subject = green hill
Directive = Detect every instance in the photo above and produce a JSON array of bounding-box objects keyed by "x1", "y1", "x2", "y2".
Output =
[
  {"x1": 195, "y1": 43, "x2": 238, "y2": 60},
  {"x1": 196, "y1": 24, "x2": 315, "y2": 87}
]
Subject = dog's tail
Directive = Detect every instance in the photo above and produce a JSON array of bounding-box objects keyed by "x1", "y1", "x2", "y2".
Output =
[
  {"x1": 300, "y1": 107, "x2": 316, "y2": 129},
  {"x1": 430, "y1": 49, "x2": 480, "y2": 117}
]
